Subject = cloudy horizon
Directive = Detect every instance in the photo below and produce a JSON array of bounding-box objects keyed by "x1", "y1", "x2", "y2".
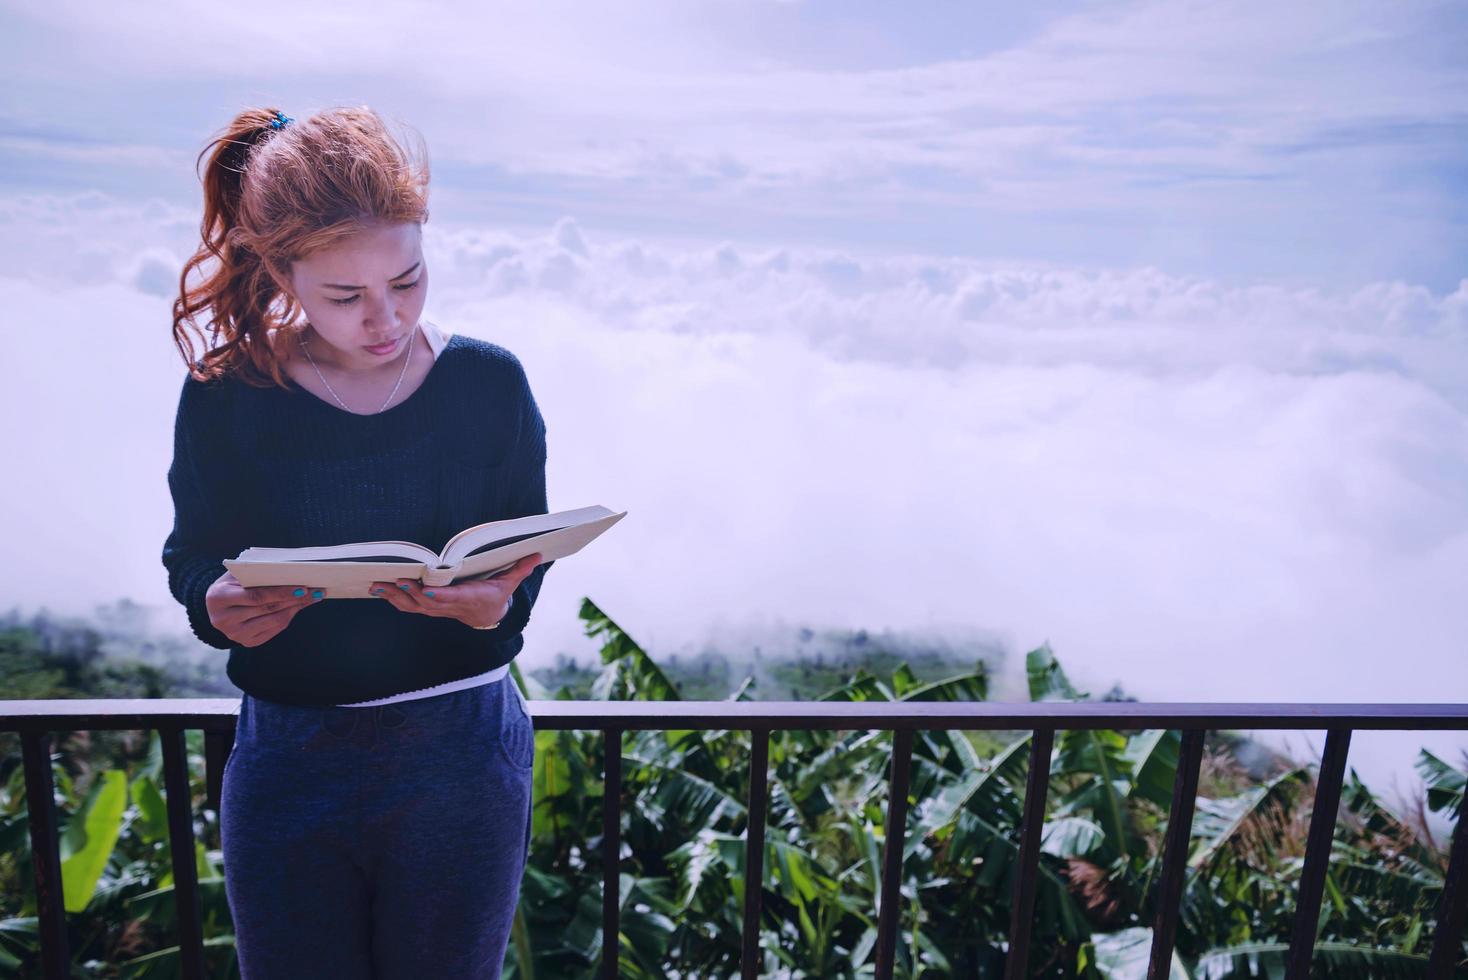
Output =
[{"x1": 2, "y1": 0, "x2": 1465, "y2": 825}]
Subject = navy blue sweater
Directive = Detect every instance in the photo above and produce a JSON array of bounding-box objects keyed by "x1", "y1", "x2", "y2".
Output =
[{"x1": 161, "y1": 333, "x2": 551, "y2": 707}]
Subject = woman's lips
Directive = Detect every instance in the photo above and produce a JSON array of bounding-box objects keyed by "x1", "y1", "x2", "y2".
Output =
[{"x1": 364, "y1": 336, "x2": 401, "y2": 355}]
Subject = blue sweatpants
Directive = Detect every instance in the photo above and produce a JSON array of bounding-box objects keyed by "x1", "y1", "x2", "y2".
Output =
[{"x1": 220, "y1": 676, "x2": 535, "y2": 979}]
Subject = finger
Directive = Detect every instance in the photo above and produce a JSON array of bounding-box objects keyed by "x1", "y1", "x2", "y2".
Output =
[
  {"x1": 370, "y1": 581, "x2": 412, "y2": 608},
  {"x1": 482, "y1": 554, "x2": 540, "y2": 582},
  {"x1": 372, "y1": 580, "x2": 435, "y2": 615},
  {"x1": 394, "y1": 579, "x2": 438, "y2": 612},
  {"x1": 416, "y1": 585, "x2": 495, "y2": 622},
  {"x1": 241, "y1": 617, "x2": 291, "y2": 647},
  {"x1": 413, "y1": 580, "x2": 507, "y2": 628},
  {"x1": 237, "y1": 602, "x2": 301, "y2": 630},
  {"x1": 219, "y1": 591, "x2": 312, "y2": 616},
  {"x1": 245, "y1": 594, "x2": 317, "y2": 616},
  {"x1": 409, "y1": 576, "x2": 500, "y2": 606},
  {"x1": 499, "y1": 554, "x2": 542, "y2": 586},
  {"x1": 234, "y1": 585, "x2": 319, "y2": 607}
]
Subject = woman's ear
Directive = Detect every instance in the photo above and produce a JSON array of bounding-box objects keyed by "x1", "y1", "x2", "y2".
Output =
[{"x1": 263, "y1": 258, "x2": 297, "y2": 302}]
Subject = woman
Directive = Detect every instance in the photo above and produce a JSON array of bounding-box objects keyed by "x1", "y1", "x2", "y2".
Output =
[{"x1": 161, "y1": 105, "x2": 549, "y2": 978}]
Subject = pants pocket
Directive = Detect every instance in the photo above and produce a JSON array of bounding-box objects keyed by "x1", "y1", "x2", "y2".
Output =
[{"x1": 497, "y1": 680, "x2": 535, "y2": 771}]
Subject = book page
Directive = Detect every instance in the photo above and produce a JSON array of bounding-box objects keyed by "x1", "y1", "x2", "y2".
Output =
[
  {"x1": 439, "y1": 511, "x2": 627, "y2": 584},
  {"x1": 438, "y1": 505, "x2": 621, "y2": 566},
  {"x1": 235, "y1": 540, "x2": 439, "y2": 563},
  {"x1": 223, "y1": 559, "x2": 433, "y2": 596}
]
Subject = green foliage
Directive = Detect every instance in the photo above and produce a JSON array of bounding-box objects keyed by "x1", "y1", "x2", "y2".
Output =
[
  {"x1": 1079, "y1": 927, "x2": 1189, "y2": 979},
  {"x1": 531, "y1": 616, "x2": 993, "y2": 704},
  {"x1": 1418, "y1": 748, "x2": 1467, "y2": 818},
  {"x1": 60, "y1": 771, "x2": 129, "y2": 914},
  {"x1": 0, "y1": 604, "x2": 234, "y2": 704},
  {"x1": 0, "y1": 725, "x2": 229, "y2": 976},
  {"x1": 0, "y1": 603, "x2": 1463, "y2": 977},
  {"x1": 1191, "y1": 941, "x2": 1437, "y2": 979},
  {"x1": 502, "y1": 608, "x2": 1468, "y2": 978}
]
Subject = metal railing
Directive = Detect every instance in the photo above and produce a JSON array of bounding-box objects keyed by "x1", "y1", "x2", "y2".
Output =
[{"x1": 3, "y1": 699, "x2": 1467, "y2": 979}]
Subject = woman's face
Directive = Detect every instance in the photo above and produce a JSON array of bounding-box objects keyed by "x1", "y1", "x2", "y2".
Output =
[{"x1": 284, "y1": 221, "x2": 429, "y2": 371}]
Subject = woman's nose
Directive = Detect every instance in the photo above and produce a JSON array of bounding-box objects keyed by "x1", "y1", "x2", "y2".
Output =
[{"x1": 364, "y1": 292, "x2": 396, "y2": 327}]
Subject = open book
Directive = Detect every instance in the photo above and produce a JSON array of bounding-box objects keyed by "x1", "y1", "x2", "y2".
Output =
[{"x1": 222, "y1": 505, "x2": 626, "y2": 599}]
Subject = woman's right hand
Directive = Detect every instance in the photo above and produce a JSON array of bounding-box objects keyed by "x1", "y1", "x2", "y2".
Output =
[{"x1": 206, "y1": 570, "x2": 319, "y2": 647}]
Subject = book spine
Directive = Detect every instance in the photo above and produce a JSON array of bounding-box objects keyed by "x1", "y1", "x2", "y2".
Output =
[{"x1": 423, "y1": 566, "x2": 457, "y2": 587}]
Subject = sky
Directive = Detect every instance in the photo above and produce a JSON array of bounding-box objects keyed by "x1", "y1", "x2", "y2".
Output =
[{"x1": 1, "y1": 0, "x2": 1466, "y2": 820}]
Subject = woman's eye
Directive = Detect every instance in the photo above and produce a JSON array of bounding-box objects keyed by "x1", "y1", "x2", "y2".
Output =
[{"x1": 329, "y1": 280, "x2": 421, "y2": 306}]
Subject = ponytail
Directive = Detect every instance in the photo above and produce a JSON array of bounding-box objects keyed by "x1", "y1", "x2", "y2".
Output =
[{"x1": 171, "y1": 105, "x2": 430, "y2": 387}]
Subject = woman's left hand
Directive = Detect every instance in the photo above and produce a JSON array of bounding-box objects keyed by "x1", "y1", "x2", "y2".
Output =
[{"x1": 372, "y1": 553, "x2": 542, "y2": 628}]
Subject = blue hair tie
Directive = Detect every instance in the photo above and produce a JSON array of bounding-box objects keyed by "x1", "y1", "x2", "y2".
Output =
[{"x1": 269, "y1": 110, "x2": 294, "y2": 131}]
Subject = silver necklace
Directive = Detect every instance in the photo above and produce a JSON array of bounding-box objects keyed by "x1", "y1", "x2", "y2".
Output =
[{"x1": 300, "y1": 325, "x2": 416, "y2": 414}]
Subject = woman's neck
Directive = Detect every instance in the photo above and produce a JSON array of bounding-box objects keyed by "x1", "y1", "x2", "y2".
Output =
[{"x1": 292, "y1": 324, "x2": 416, "y2": 376}]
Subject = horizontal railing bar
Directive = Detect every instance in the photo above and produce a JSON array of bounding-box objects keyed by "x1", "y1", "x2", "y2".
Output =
[
  {"x1": 3, "y1": 700, "x2": 1467, "y2": 732},
  {"x1": 1, "y1": 700, "x2": 241, "y2": 731}
]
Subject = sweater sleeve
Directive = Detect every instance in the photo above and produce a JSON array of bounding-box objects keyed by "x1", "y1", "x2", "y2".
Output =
[
  {"x1": 160, "y1": 376, "x2": 242, "y2": 650},
  {"x1": 483, "y1": 353, "x2": 552, "y2": 642}
]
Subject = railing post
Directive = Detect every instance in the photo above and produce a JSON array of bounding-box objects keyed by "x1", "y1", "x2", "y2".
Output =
[
  {"x1": 1004, "y1": 727, "x2": 1055, "y2": 980},
  {"x1": 1284, "y1": 727, "x2": 1352, "y2": 980},
  {"x1": 741, "y1": 728, "x2": 770, "y2": 980},
  {"x1": 160, "y1": 727, "x2": 205, "y2": 980},
  {"x1": 1148, "y1": 728, "x2": 1206, "y2": 979},
  {"x1": 20, "y1": 732, "x2": 69, "y2": 980},
  {"x1": 874, "y1": 727, "x2": 915, "y2": 980},
  {"x1": 602, "y1": 726, "x2": 622, "y2": 980},
  {"x1": 204, "y1": 728, "x2": 233, "y2": 814},
  {"x1": 1427, "y1": 781, "x2": 1468, "y2": 980}
]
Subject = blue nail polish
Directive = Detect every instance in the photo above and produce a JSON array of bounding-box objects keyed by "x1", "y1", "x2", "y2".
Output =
[
  {"x1": 425, "y1": 591, "x2": 435, "y2": 597},
  {"x1": 372, "y1": 588, "x2": 385, "y2": 595},
  {"x1": 293, "y1": 588, "x2": 305, "y2": 597},
  {"x1": 311, "y1": 589, "x2": 324, "y2": 600},
  {"x1": 399, "y1": 584, "x2": 411, "y2": 591}
]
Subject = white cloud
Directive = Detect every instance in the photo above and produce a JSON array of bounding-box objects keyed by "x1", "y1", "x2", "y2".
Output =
[
  {"x1": 0, "y1": 134, "x2": 179, "y2": 170},
  {"x1": 3, "y1": 0, "x2": 1463, "y2": 288},
  {"x1": 413, "y1": 216, "x2": 1468, "y2": 409},
  {"x1": 2, "y1": 186, "x2": 1464, "y2": 816}
]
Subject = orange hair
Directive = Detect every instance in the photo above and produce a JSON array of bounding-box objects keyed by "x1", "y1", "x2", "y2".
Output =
[{"x1": 170, "y1": 105, "x2": 430, "y2": 387}]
